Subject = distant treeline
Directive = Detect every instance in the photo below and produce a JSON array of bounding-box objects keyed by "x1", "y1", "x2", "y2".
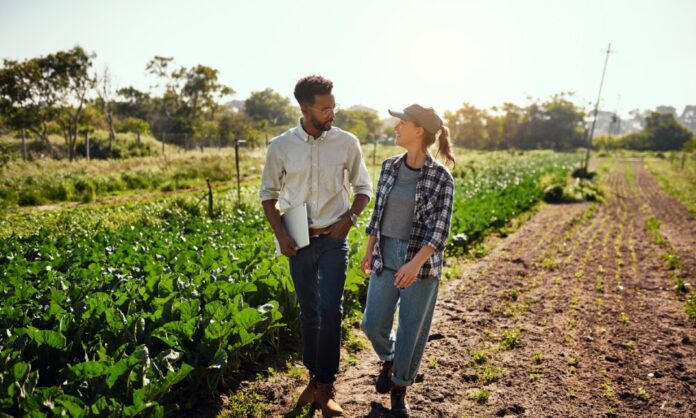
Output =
[
  {"x1": 594, "y1": 111, "x2": 694, "y2": 151},
  {"x1": 0, "y1": 46, "x2": 693, "y2": 161}
]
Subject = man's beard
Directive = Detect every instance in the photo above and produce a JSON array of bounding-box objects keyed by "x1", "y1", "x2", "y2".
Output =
[{"x1": 309, "y1": 115, "x2": 332, "y2": 132}]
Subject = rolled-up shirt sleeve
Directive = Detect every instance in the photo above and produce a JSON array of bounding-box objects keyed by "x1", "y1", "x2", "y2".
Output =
[
  {"x1": 347, "y1": 137, "x2": 372, "y2": 199},
  {"x1": 423, "y1": 171, "x2": 455, "y2": 252},
  {"x1": 259, "y1": 141, "x2": 283, "y2": 202},
  {"x1": 365, "y1": 206, "x2": 379, "y2": 236}
]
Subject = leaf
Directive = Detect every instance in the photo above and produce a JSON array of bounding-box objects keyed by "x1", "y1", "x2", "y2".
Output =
[
  {"x1": 153, "y1": 349, "x2": 183, "y2": 374},
  {"x1": 67, "y1": 361, "x2": 108, "y2": 380},
  {"x1": 23, "y1": 326, "x2": 67, "y2": 349},
  {"x1": 106, "y1": 359, "x2": 131, "y2": 389},
  {"x1": 54, "y1": 394, "x2": 86, "y2": 417},
  {"x1": 178, "y1": 298, "x2": 199, "y2": 321},
  {"x1": 203, "y1": 319, "x2": 229, "y2": 341},
  {"x1": 234, "y1": 307, "x2": 262, "y2": 330},
  {"x1": 12, "y1": 362, "x2": 29, "y2": 381}
]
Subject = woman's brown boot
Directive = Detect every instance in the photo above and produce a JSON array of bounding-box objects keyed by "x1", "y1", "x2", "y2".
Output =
[{"x1": 390, "y1": 384, "x2": 410, "y2": 417}]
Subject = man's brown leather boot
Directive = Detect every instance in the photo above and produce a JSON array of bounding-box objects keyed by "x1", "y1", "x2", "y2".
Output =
[
  {"x1": 315, "y1": 382, "x2": 344, "y2": 416},
  {"x1": 295, "y1": 379, "x2": 316, "y2": 409}
]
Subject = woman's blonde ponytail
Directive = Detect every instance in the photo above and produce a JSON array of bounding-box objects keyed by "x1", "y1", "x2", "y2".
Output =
[{"x1": 436, "y1": 125, "x2": 455, "y2": 167}]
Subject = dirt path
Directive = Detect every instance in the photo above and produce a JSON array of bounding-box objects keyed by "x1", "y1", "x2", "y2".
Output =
[{"x1": 227, "y1": 157, "x2": 696, "y2": 418}]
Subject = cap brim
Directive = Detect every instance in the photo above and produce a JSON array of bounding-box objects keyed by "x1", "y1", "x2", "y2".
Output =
[{"x1": 388, "y1": 109, "x2": 411, "y2": 120}]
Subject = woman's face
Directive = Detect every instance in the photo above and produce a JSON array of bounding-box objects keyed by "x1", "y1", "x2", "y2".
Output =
[{"x1": 394, "y1": 119, "x2": 423, "y2": 148}]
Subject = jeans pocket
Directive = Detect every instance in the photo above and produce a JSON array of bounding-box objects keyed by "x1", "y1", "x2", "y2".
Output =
[{"x1": 326, "y1": 233, "x2": 348, "y2": 249}]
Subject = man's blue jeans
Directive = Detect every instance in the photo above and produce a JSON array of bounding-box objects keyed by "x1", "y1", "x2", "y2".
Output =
[
  {"x1": 360, "y1": 236, "x2": 440, "y2": 386},
  {"x1": 288, "y1": 234, "x2": 348, "y2": 384}
]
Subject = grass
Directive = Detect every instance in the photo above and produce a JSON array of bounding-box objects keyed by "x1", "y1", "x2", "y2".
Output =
[
  {"x1": 475, "y1": 364, "x2": 505, "y2": 384},
  {"x1": 686, "y1": 294, "x2": 696, "y2": 323},
  {"x1": 471, "y1": 388, "x2": 490, "y2": 404},
  {"x1": 619, "y1": 312, "x2": 630, "y2": 325},
  {"x1": 661, "y1": 252, "x2": 682, "y2": 270},
  {"x1": 1, "y1": 145, "x2": 577, "y2": 210},
  {"x1": 540, "y1": 257, "x2": 559, "y2": 270},
  {"x1": 644, "y1": 216, "x2": 665, "y2": 245},
  {"x1": 0, "y1": 145, "x2": 268, "y2": 208},
  {"x1": 472, "y1": 351, "x2": 487, "y2": 365},
  {"x1": 567, "y1": 356, "x2": 579, "y2": 370},
  {"x1": 498, "y1": 327, "x2": 522, "y2": 351},
  {"x1": 673, "y1": 273, "x2": 691, "y2": 295},
  {"x1": 595, "y1": 277, "x2": 605, "y2": 292},
  {"x1": 603, "y1": 383, "x2": 615, "y2": 399},
  {"x1": 644, "y1": 151, "x2": 696, "y2": 215},
  {"x1": 220, "y1": 390, "x2": 266, "y2": 418}
]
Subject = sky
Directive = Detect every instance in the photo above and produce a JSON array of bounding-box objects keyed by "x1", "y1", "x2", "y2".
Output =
[{"x1": 1, "y1": 0, "x2": 694, "y2": 119}]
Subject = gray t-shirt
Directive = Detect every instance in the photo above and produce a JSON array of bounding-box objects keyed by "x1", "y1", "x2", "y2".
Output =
[{"x1": 380, "y1": 161, "x2": 421, "y2": 240}]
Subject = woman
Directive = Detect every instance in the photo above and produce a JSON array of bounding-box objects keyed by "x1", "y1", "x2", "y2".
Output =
[{"x1": 361, "y1": 104, "x2": 455, "y2": 417}]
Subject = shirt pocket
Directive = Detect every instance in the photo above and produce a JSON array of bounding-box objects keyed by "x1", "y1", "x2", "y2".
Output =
[
  {"x1": 319, "y1": 163, "x2": 345, "y2": 194},
  {"x1": 416, "y1": 196, "x2": 436, "y2": 222}
]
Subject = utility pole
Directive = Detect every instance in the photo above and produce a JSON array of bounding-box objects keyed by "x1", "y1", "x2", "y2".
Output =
[{"x1": 583, "y1": 43, "x2": 616, "y2": 172}]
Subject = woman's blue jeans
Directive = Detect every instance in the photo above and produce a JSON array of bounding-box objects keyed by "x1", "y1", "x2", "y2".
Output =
[{"x1": 360, "y1": 236, "x2": 440, "y2": 386}]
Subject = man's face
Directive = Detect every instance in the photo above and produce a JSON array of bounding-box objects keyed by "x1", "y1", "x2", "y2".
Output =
[{"x1": 304, "y1": 94, "x2": 336, "y2": 133}]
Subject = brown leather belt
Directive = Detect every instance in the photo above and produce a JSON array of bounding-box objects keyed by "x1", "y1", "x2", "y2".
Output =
[{"x1": 309, "y1": 224, "x2": 334, "y2": 237}]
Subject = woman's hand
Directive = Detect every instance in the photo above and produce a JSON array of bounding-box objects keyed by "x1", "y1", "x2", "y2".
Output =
[
  {"x1": 361, "y1": 234, "x2": 377, "y2": 276},
  {"x1": 361, "y1": 251, "x2": 373, "y2": 276},
  {"x1": 394, "y1": 259, "x2": 422, "y2": 289}
]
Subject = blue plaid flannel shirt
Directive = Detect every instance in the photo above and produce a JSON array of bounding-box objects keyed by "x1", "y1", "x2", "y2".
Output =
[{"x1": 365, "y1": 153, "x2": 455, "y2": 280}]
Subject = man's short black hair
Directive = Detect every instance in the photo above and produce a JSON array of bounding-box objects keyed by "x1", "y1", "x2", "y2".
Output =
[{"x1": 294, "y1": 75, "x2": 333, "y2": 107}]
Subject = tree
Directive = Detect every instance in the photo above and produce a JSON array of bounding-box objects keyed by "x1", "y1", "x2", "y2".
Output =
[
  {"x1": 0, "y1": 55, "x2": 61, "y2": 145},
  {"x1": 642, "y1": 112, "x2": 693, "y2": 150},
  {"x1": 95, "y1": 65, "x2": 117, "y2": 155},
  {"x1": 217, "y1": 110, "x2": 261, "y2": 147},
  {"x1": 334, "y1": 108, "x2": 383, "y2": 142},
  {"x1": 445, "y1": 103, "x2": 488, "y2": 148},
  {"x1": 539, "y1": 94, "x2": 586, "y2": 150},
  {"x1": 244, "y1": 88, "x2": 298, "y2": 127},
  {"x1": 498, "y1": 102, "x2": 524, "y2": 149},
  {"x1": 115, "y1": 87, "x2": 150, "y2": 118},
  {"x1": 51, "y1": 46, "x2": 97, "y2": 161},
  {"x1": 0, "y1": 46, "x2": 97, "y2": 160},
  {"x1": 77, "y1": 104, "x2": 102, "y2": 160},
  {"x1": 117, "y1": 117, "x2": 151, "y2": 144},
  {"x1": 145, "y1": 57, "x2": 234, "y2": 143}
]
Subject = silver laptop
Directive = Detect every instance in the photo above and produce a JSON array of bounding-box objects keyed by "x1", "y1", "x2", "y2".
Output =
[{"x1": 274, "y1": 203, "x2": 310, "y2": 256}]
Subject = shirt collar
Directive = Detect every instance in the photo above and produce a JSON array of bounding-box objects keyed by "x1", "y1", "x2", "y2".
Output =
[{"x1": 294, "y1": 118, "x2": 329, "y2": 142}]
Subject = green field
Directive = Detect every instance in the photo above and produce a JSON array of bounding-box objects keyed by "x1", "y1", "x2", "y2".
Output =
[
  {"x1": 643, "y1": 151, "x2": 696, "y2": 214},
  {"x1": 0, "y1": 146, "x2": 586, "y2": 416}
]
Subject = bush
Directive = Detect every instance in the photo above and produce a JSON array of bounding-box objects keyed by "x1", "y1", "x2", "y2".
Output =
[
  {"x1": 543, "y1": 185, "x2": 565, "y2": 203},
  {"x1": 571, "y1": 167, "x2": 596, "y2": 179},
  {"x1": 17, "y1": 190, "x2": 45, "y2": 206}
]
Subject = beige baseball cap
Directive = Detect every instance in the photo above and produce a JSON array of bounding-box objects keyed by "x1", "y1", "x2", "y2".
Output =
[{"x1": 388, "y1": 104, "x2": 444, "y2": 135}]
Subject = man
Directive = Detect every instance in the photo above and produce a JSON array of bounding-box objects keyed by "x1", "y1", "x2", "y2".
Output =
[{"x1": 260, "y1": 75, "x2": 372, "y2": 416}]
